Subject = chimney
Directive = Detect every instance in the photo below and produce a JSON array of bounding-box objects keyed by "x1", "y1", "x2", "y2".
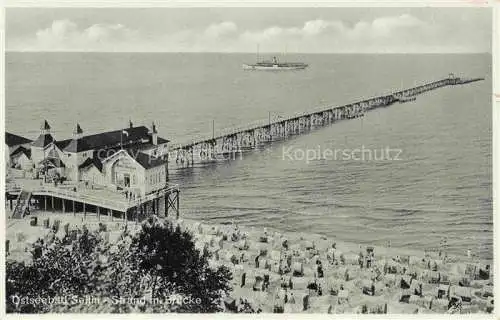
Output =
[
  {"x1": 73, "y1": 123, "x2": 83, "y2": 140},
  {"x1": 41, "y1": 120, "x2": 51, "y2": 135},
  {"x1": 151, "y1": 122, "x2": 158, "y2": 145}
]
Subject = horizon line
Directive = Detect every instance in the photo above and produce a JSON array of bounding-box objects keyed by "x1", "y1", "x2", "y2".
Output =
[{"x1": 5, "y1": 50, "x2": 492, "y2": 54}]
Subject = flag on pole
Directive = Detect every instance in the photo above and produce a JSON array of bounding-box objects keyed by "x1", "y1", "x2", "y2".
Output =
[{"x1": 121, "y1": 130, "x2": 129, "y2": 149}]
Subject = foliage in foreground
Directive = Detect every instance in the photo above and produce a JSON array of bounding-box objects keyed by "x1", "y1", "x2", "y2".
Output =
[{"x1": 6, "y1": 217, "x2": 232, "y2": 313}]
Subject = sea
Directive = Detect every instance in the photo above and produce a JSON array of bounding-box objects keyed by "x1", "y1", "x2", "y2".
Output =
[{"x1": 6, "y1": 52, "x2": 493, "y2": 260}]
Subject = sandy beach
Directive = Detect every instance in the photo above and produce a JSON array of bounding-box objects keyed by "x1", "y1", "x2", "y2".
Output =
[{"x1": 6, "y1": 211, "x2": 494, "y2": 314}]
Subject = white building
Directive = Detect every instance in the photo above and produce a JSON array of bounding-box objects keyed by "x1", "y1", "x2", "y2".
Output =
[{"x1": 7, "y1": 120, "x2": 170, "y2": 197}]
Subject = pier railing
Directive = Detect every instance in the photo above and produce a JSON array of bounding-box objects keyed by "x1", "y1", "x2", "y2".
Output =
[
  {"x1": 35, "y1": 185, "x2": 129, "y2": 211},
  {"x1": 20, "y1": 183, "x2": 180, "y2": 212}
]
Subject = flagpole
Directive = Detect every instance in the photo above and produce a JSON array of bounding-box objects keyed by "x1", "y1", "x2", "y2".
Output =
[{"x1": 121, "y1": 130, "x2": 123, "y2": 149}]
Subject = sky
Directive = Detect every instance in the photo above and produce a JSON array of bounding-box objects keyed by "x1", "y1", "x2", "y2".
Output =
[{"x1": 6, "y1": 7, "x2": 492, "y2": 53}]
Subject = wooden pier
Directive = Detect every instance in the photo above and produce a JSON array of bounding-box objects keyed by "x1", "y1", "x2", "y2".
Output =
[{"x1": 171, "y1": 76, "x2": 484, "y2": 167}]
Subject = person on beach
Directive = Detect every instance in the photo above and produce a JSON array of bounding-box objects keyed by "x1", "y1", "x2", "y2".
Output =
[
  {"x1": 241, "y1": 272, "x2": 246, "y2": 288},
  {"x1": 263, "y1": 274, "x2": 270, "y2": 291},
  {"x1": 282, "y1": 239, "x2": 289, "y2": 250},
  {"x1": 280, "y1": 276, "x2": 286, "y2": 288},
  {"x1": 359, "y1": 248, "x2": 365, "y2": 268},
  {"x1": 317, "y1": 262, "x2": 324, "y2": 278},
  {"x1": 366, "y1": 253, "x2": 373, "y2": 269},
  {"x1": 303, "y1": 294, "x2": 309, "y2": 311}
]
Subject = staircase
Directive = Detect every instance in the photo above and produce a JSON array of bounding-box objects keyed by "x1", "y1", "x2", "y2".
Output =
[{"x1": 11, "y1": 189, "x2": 32, "y2": 219}]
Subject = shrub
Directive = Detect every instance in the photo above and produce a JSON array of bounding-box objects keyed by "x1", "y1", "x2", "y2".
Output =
[{"x1": 6, "y1": 216, "x2": 232, "y2": 313}]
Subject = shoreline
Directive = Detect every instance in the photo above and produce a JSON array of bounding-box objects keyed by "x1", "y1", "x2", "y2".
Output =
[{"x1": 179, "y1": 217, "x2": 491, "y2": 266}]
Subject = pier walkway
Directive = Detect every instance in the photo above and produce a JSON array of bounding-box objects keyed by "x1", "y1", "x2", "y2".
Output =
[
  {"x1": 6, "y1": 179, "x2": 180, "y2": 221},
  {"x1": 170, "y1": 75, "x2": 483, "y2": 167}
]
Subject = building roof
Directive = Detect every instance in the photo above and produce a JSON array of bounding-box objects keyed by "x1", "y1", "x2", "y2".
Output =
[
  {"x1": 79, "y1": 157, "x2": 103, "y2": 172},
  {"x1": 11, "y1": 146, "x2": 31, "y2": 159},
  {"x1": 157, "y1": 137, "x2": 169, "y2": 144},
  {"x1": 102, "y1": 148, "x2": 168, "y2": 170},
  {"x1": 5, "y1": 132, "x2": 32, "y2": 147},
  {"x1": 32, "y1": 134, "x2": 55, "y2": 148},
  {"x1": 134, "y1": 152, "x2": 168, "y2": 169},
  {"x1": 55, "y1": 139, "x2": 72, "y2": 150},
  {"x1": 63, "y1": 126, "x2": 169, "y2": 153},
  {"x1": 64, "y1": 138, "x2": 92, "y2": 153}
]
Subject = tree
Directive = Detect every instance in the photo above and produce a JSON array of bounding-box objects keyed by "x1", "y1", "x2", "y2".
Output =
[
  {"x1": 128, "y1": 217, "x2": 232, "y2": 312},
  {"x1": 6, "y1": 216, "x2": 232, "y2": 313}
]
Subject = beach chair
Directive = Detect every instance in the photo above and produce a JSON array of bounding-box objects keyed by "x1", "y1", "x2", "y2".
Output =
[
  {"x1": 259, "y1": 235, "x2": 268, "y2": 243},
  {"x1": 291, "y1": 277, "x2": 308, "y2": 290},
  {"x1": 449, "y1": 285, "x2": 472, "y2": 303},
  {"x1": 439, "y1": 272, "x2": 450, "y2": 285},
  {"x1": 259, "y1": 248, "x2": 268, "y2": 257},
  {"x1": 465, "y1": 263, "x2": 477, "y2": 278},
  {"x1": 269, "y1": 250, "x2": 281, "y2": 261},
  {"x1": 223, "y1": 297, "x2": 237, "y2": 312},
  {"x1": 436, "y1": 284, "x2": 450, "y2": 299},
  {"x1": 253, "y1": 276, "x2": 264, "y2": 291},
  {"x1": 478, "y1": 265, "x2": 490, "y2": 280},
  {"x1": 414, "y1": 295, "x2": 433, "y2": 309},
  {"x1": 362, "y1": 284, "x2": 375, "y2": 296},
  {"x1": 459, "y1": 277, "x2": 471, "y2": 287},
  {"x1": 342, "y1": 253, "x2": 359, "y2": 266},
  {"x1": 409, "y1": 280, "x2": 423, "y2": 296},
  {"x1": 292, "y1": 262, "x2": 304, "y2": 277},
  {"x1": 258, "y1": 258, "x2": 268, "y2": 270},
  {"x1": 399, "y1": 289, "x2": 413, "y2": 303},
  {"x1": 382, "y1": 273, "x2": 397, "y2": 287},
  {"x1": 367, "y1": 303, "x2": 387, "y2": 314},
  {"x1": 235, "y1": 239, "x2": 249, "y2": 250},
  {"x1": 431, "y1": 298, "x2": 449, "y2": 313},
  {"x1": 426, "y1": 270, "x2": 441, "y2": 284},
  {"x1": 337, "y1": 289, "x2": 349, "y2": 304},
  {"x1": 400, "y1": 275, "x2": 413, "y2": 289}
]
